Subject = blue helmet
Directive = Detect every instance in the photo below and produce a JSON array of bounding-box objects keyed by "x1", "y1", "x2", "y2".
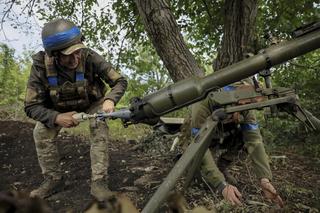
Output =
[{"x1": 41, "y1": 19, "x2": 82, "y2": 56}]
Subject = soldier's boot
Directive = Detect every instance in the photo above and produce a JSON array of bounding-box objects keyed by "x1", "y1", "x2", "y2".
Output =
[
  {"x1": 217, "y1": 158, "x2": 238, "y2": 185},
  {"x1": 32, "y1": 121, "x2": 63, "y2": 199},
  {"x1": 90, "y1": 179, "x2": 113, "y2": 201},
  {"x1": 30, "y1": 176, "x2": 64, "y2": 199}
]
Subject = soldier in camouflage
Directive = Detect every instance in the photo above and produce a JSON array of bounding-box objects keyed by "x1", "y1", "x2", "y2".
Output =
[
  {"x1": 24, "y1": 19, "x2": 127, "y2": 201},
  {"x1": 191, "y1": 79, "x2": 284, "y2": 207}
]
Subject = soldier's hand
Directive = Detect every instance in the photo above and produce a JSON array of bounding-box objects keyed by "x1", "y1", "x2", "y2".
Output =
[
  {"x1": 260, "y1": 178, "x2": 284, "y2": 208},
  {"x1": 222, "y1": 184, "x2": 242, "y2": 206},
  {"x1": 102, "y1": 99, "x2": 115, "y2": 113},
  {"x1": 55, "y1": 111, "x2": 79, "y2": 128}
]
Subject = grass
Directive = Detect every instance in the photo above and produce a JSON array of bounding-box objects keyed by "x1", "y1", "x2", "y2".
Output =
[{"x1": 62, "y1": 119, "x2": 152, "y2": 141}]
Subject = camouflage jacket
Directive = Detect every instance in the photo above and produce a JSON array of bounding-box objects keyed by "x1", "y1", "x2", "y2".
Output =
[{"x1": 24, "y1": 49, "x2": 128, "y2": 128}]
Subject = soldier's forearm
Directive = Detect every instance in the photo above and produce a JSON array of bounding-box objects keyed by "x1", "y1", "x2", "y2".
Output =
[
  {"x1": 24, "y1": 104, "x2": 60, "y2": 128},
  {"x1": 200, "y1": 150, "x2": 226, "y2": 188},
  {"x1": 104, "y1": 77, "x2": 128, "y2": 104},
  {"x1": 247, "y1": 141, "x2": 273, "y2": 181}
]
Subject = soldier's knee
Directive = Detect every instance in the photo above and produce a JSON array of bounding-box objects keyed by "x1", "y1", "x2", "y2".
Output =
[
  {"x1": 90, "y1": 120, "x2": 108, "y2": 139},
  {"x1": 90, "y1": 133, "x2": 108, "y2": 146},
  {"x1": 244, "y1": 140, "x2": 264, "y2": 155}
]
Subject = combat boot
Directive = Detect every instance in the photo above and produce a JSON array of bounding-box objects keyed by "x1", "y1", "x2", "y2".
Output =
[
  {"x1": 91, "y1": 179, "x2": 113, "y2": 201},
  {"x1": 30, "y1": 176, "x2": 64, "y2": 199},
  {"x1": 217, "y1": 158, "x2": 238, "y2": 185}
]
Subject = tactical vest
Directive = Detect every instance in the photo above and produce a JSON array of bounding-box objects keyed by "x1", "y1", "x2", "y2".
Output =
[{"x1": 45, "y1": 52, "x2": 91, "y2": 111}]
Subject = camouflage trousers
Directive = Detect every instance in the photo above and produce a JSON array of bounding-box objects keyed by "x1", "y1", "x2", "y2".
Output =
[
  {"x1": 199, "y1": 123, "x2": 272, "y2": 188},
  {"x1": 191, "y1": 98, "x2": 272, "y2": 188},
  {"x1": 33, "y1": 101, "x2": 109, "y2": 181}
]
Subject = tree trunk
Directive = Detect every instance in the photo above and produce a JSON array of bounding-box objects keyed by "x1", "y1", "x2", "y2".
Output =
[
  {"x1": 213, "y1": 0, "x2": 258, "y2": 70},
  {"x1": 135, "y1": 0, "x2": 204, "y2": 82}
]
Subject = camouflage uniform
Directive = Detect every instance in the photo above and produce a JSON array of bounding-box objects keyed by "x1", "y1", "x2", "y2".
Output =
[
  {"x1": 191, "y1": 79, "x2": 272, "y2": 190},
  {"x1": 25, "y1": 49, "x2": 127, "y2": 183}
]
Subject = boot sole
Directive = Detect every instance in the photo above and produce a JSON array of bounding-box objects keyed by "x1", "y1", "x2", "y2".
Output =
[{"x1": 32, "y1": 182, "x2": 66, "y2": 199}]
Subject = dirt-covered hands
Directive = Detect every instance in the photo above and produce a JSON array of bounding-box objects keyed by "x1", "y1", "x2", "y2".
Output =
[
  {"x1": 222, "y1": 184, "x2": 243, "y2": 206},
  {"x1": 260, "y1": 178, "x2": 284, "y2": 208}
]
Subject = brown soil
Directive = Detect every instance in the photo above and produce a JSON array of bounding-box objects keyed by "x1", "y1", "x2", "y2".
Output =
[{"x1": 0, "y1": 120, "x2": 319, "y2": 212}]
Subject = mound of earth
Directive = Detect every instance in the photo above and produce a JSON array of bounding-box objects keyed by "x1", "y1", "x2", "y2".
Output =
[{"x1": 0, "y1": 120, "x2": 319, "y2": 212}]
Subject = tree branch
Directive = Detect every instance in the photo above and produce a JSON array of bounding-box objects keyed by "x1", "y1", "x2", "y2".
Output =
[
  {"x1": 20, "y1": 0, "x2": 35, "y2": 14},
  {"x1": 1, "y1": 0, "x2": 16, "y2": 39},
  {"x1": 115, "y1": 16, "x2": 138, "y2": 70}
]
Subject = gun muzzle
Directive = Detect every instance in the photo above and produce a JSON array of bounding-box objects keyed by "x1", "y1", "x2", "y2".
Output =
[{"x1": 98, "y1": 109, "x2": 133, "y2": 120}]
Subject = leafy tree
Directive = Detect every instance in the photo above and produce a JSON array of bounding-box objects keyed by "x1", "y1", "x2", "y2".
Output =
[
  {"x1": 0, "y1": 43, "x2": 31, "y2": 118},
  {"x1": 263, "y1": 51, "x2": 320, "y2": 141},
  {"x1": 118, "y1": 45, "x2": 172, "y2": 105},
  {"x1": 0, "y1": 44, "x2": 19, "y2": 105}
]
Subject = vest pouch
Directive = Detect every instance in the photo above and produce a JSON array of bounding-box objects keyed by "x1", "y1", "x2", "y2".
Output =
[
  {"x1": 88, "y1": 85, "x2": 104, "y2": 101},
  {"x1": 58, "y1": 81, "x2": 81, "y2": 101},
  {"x1": 51, "y1": 80, "x2": 90, "y2": 111},
  {"x1": 75, "y1": 80, "x2": 89, "y2": 99}
]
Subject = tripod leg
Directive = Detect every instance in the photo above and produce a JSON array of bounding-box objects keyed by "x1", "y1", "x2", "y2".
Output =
[
  {"x1": 183, "y1": 124, "x2": 220, "y2": 188},
  {"x1": 142, "y1": 113, "x2": 222, "y2": 213}
]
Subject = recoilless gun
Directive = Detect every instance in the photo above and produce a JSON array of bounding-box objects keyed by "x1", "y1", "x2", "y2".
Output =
[{"x1": 74, "y1": 22, "x2": 320, "y2": 213}]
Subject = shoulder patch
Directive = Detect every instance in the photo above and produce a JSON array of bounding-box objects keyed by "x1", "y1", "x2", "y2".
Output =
[{"x1": 25, "y1": 88, "x2": 39, "y2": 103}]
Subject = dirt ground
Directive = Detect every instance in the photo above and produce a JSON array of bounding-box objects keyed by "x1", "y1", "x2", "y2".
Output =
[{"x1": 0, "y1": 120, "x2": 319, "y2": 212}]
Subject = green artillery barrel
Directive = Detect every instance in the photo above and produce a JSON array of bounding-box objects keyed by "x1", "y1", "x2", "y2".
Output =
[{"x1": 131, "y1": 28, "x2": 320, "y2": 121}]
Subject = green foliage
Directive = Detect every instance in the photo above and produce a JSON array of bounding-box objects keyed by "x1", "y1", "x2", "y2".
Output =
[
  {"x1": 257, "y1": 0, "x2": 319, "y2": 38},
  {"x1": 0, "y1": 44, "x2": 31, "y2": 118},
  {"x1": 116, "y1": 45, "x2": 172, "y2": 106},
  {"x1": 63, "y1": 119, "x2": 152, "y2": 141},
  {"x1": 258, "y1": 50, "x2": 320, "y2": 157},
  {"x1": 273, "y1": 51, "x2": 320, "y2": 113},
  {"x1": 128, "y1": 46, "x2": 171, "y2": 93}
]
